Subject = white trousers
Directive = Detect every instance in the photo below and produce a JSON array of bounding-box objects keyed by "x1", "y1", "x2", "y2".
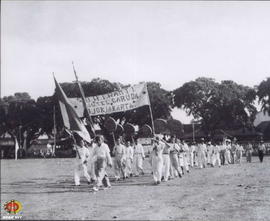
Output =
[
  {"x1": 197, "y1": 152, "x2": 207, "y2": 168},
  {"x1": 152, "y1": 155, "x2": 163, "y2": 182},
  {"x1": 212, "y1": 153, "x2": 221, "y2": 167},
  {"x1": 170, "y1": 153, "x2": 182, "y2": 177},
  {"x1": 114, "y1": 157, "x2": 125, "y2": 179},
  {"x1": 134, "y1": 154, "x2": 144, "y2": 175},
  {"x1": 183, "y1": 154, "x2": 189, "y2": 172},
  {"x1": 224, "y1": 150, "x2": 231, "y2": 164},
  {"x1": 125, "y1": 158, "x2": 133, "y2": 176},
  {"x1": 74, "y1": 163, "x2": 91, "y2": 185},
  {"x1": 162, "y1": 154, "x2": 170, "y2": 181}
]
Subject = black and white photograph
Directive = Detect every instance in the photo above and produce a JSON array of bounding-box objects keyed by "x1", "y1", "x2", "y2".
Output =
[{"x1": 1, "y1": 1, "x2": 270, "y2": 220}]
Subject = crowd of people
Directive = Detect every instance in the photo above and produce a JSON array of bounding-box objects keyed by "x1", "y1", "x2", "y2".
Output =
[{"x1": 72, "y1": 133, "x2": 267, "y2": 192}]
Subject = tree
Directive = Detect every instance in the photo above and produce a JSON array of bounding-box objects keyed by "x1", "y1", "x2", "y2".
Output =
[
  {"x1": 257, "y1": 77, "x2": 270, "y2": 115},
  {"x1": 173, "y1": 77, "x2": 257, "y2": 134},
  {"x1": 0, "y1": 93, "x2": 42, "y2": 149}
]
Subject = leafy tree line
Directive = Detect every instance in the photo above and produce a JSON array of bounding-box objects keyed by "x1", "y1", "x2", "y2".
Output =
[{"x1": 1, "y1": 77, "x2": 269, "y2": 148}]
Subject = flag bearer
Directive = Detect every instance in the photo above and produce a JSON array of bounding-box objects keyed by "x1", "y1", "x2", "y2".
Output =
[
  {"x1": 73, "y1": 133, "x2": 91, "y2": 186},
  {"x1": 125, "y1": 141, "x2": 134, "y2": 178},
  {"x1": 133, "y1": 138, "x2": 145, "y2": 176},
  {"x1": 92, "y1": 135, "x2": 112, "y2": 191},
  {"x1": 113, "y1": 137, "x2": 126, "y2": 180}
]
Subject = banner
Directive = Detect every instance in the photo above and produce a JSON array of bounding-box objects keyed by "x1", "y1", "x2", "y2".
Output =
[{"x1": 69, "y1": 83, "x2": 150, "y2": 116}]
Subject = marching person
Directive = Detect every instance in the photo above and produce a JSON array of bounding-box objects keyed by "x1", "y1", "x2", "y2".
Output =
[
  {"x1": 220, "y1": 141, "x2": 226, "y2": 165},
  {"x1": 230, "y1": 138, "x2": 238, "y2": 164},
  {"x1": 178, "y1": 140, "x2": 185, "y2": 174},
  {"x1": 197, "y1": 138, "x2": 207, "y2": 169},
  {"x1": 182, "y1": 140, "x2": 190, "y2": 173},
  {"x1": 212, "y1": 141, "x2": 221, "y2": 167},
  {"x1": 113, "y1": 137, "x2": 126, "y2": 180},
  {"x1": 206, "y1": 141, "x2": 213, "y2": 166},
  {"x1": 151, "y1": 136, "x2": 165, "y2": 185},
  {"x1": 133, "y1": 138, "x2": 145, "y2": 176},
  {"x1": 257, "y1": 140, "x2": 266, "y2": 163},
  {"x1": 73, "y1": 133, "x2": 91, "y2": 186},
  {"x1": 246, "y1": 142, "x2": 253, "y2": 163},
  {"x1": 162, "y1": 138, "x2": 171, "y2": 182},
  {"x1": 92, "y1": 135, "x2": 113, "y2": 191},
  {"x1": 189, "y1": 142, "x2": 196, "y2": 168},
  {"x1": 86, "y1": 140, "x2": 97, "y2": 183},
  {"x1": 125, "y1": 141, "x2": 134, "y2": 178},
  {"x1": 169, "y1": 136, "x2": 182, "y2": 179},
  {"x1": 224, "y1": 139, "x2": 231, "y2": 165},
  {"x1": 236, "y1": 143, "x2": 244, "y2": 164}
]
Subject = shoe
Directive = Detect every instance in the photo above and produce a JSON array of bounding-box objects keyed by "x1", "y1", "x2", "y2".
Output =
[
  {"x1": 142, "y1": 171, "x2": 145, "y2": 175},
  {"x1": 161, "y1": 176, "x2": 164, "y2": 181},
  {"x1": 130, "y1": 173, "x2": 133, "y2": 177},
  {"x1": 157, "y1": 181, "x2": 161, "y2": 185}
]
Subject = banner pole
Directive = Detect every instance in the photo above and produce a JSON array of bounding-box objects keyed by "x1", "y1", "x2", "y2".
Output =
[{"x1": 146, "y1": 83, "x2": 155, "y2": 135}]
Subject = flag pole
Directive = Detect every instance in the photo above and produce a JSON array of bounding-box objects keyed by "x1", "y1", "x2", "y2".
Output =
[
  {"x1": 72, "y1": 62, "x2": 96, "y2": 137},
  {"x1": 146, "y1": 83, "x2": 155, "y2": 135}
]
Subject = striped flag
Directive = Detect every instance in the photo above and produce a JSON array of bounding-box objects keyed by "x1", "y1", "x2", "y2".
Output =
[{"x1": 54, "y1": 75, "x2": 91, "y2": 143}]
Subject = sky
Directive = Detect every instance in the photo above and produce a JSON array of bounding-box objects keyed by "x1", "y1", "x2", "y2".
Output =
[{"x1": 2, "y1": 1, "x2": 270, "y2": 123}]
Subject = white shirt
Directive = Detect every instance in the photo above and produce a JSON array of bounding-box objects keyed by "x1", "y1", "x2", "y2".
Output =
[
  {"x1": 134, "y1": 143, "x2": 145, "y2": 158},
  {"x1": 113, "y1": 144, "x2": 126, "y2": 159},
  {"x1": 92, "y1": 143, "x2": 112, "y2": 165},
  {"x1": 125, "y1": 146, "x2": 134, "y2": 160}
]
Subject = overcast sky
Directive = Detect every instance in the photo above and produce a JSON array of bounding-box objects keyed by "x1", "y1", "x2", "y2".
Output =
[{"x1": 2, "y1": 1, "x2": 270, "y2": 123}]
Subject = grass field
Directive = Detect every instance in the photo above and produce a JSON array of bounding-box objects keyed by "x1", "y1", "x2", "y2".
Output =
[{"x1": 1, "y1": 156, "x2": 270, "y2": 220}]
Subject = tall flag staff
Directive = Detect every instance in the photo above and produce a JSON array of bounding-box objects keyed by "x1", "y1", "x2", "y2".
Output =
[
  {"x1": 146, "y1": 82, "x2": 155, "y2": 135},
  {"x1": 72, "y1": 62, "x2": 96, "y2": 137}
]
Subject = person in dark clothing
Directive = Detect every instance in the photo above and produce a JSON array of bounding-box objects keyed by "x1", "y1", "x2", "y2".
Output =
[{"x1": 258, "y1": 141, "x2": 266, "y2": 163}]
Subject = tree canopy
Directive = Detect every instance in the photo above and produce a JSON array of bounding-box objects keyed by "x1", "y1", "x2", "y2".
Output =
[{"x1": 173, "y1": 77, "x2": 257, "y2": 133}]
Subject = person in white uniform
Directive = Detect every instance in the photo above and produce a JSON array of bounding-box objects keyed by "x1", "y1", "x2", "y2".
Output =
[
  {"x1": 113, "y1": 137, "x2": 126, "y2": 180},
  {"x1": 86, "y1": 140, "x2": 96, "y2": 183},
  {"x1": 151, "y1": 136, "x2": 165, "y2": 185},
  {"x1": 188, "y1": 142, "x2": 196, "y2": 168},
  {"x1": 92, "y1": 135, "x2": 113, "y2": 191},
  {"x1": 133, "y1": 138, "x2": 145, "y2": 176},
  {"x1": 162, "y1": 139, "x2": 171, "y2": 182},
  {"x1": 197, "y1": 138, "x2": 207, "y2": 169},
  {"x1": 125, "y1": 141, "x2": 134, "y2": 178},
  {"x1": 169, "y1": 136, "x2": 182, "y2": 179},
  {"x1": 224, "y1": 140, "x2": 231, "y2": 165},
  {"x1": 73, "y1": 133, "x2": 91, "y2": 186},
  {"x1": 182, "y1": 140, "x2": 190, "y2": 173},
  {"x1": 212, "y1": 141, "x2": 221, "y2": 167}
]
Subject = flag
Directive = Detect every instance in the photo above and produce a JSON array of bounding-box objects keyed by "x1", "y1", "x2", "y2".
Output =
[
  {"x1": 54, "y1": 75, "x2": 91, "y2": 143},
  {"x1": 14, "y1": 138, "x2": 19, "y2": 160},
  {"x1": 72, "y1": 63, "x2": 96, "y2": 136}
]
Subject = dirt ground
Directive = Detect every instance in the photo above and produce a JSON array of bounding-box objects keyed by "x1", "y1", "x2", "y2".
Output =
[{"x1": 1, "y1": 156, "x2": 270, "y2": 220}]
